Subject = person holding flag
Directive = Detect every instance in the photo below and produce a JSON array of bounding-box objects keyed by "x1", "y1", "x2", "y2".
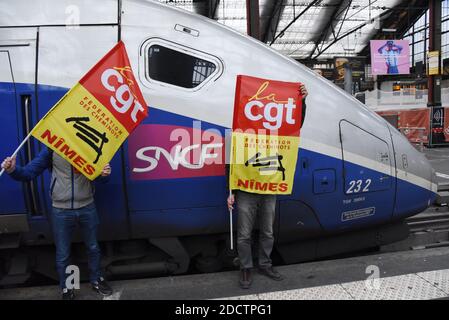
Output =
[
  {"x1": 1, "y1": 41, "x2": 148, "y2": 299},
  {"x1": 227, "y1": 79, "x2": 308, "y2": 290},
  {"x1": 2, "y1": 153, "x2": 113, "y2": 300}
]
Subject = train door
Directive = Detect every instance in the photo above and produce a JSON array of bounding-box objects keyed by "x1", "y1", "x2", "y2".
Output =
[
  {"x1": 0, "y1": 51, "x2": 28, "y2": 217},
  {"x1": 339, "y1": 120, "x2": 396, "y2": 226},
  {"x1": 1, "y1": 33, "x2": 54, "y2": 235}
]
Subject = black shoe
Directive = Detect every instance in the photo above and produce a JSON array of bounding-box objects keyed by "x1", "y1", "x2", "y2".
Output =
[
  {"x1": 258, "y1": 267, "x2": 284, "y2": 281},
  {"x1": 239, "y1": 269, "x2": 252, "y2": 289},
  {"x1": 62, "y1": 288, "x2": 75, "y2": 300},
  {"x1": 92, "y1": 277, "x2": 113, "y2": 296}
]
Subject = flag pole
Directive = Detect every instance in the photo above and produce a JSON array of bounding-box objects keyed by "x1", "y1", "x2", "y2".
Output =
[
  {"x1": 0, "y1": 132, "x2": 33, "y2": 177},
  {"x1": 229, "y1": 189, "x2": 234, "y2": 251},
  {"x1": 228, "y1": 135, "x2": 235, "y2": 251}
]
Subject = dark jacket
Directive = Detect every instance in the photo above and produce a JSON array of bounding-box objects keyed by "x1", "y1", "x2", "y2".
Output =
[{"x1": 9, "y1": 148, "x2": 108, "y2": 209}]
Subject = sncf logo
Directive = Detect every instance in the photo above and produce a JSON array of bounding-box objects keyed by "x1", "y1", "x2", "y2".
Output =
[
  {"x1": 128, "y1": 124, "x2": 225, "y2": 180},
  {"x1": 244, "y1": 81, "x2": 297, "y2": 131},
  {"x1": 133, "y1": 144, "x2": 222, "y2": 172},
  {"x1": 101, "y1": 67, "x2": 145, "y2": 123}
]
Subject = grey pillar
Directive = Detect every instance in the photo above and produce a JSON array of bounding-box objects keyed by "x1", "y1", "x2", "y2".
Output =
[
  {"x1": 246, "y1": 0, "x2": 260, "y2": 40},
  {"x1": 344, "y1": 62, "x2": 353, "y2": 94}
]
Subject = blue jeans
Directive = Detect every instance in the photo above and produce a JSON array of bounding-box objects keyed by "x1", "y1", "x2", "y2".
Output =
[{"x1": 51, "y1": 202, "x2": 102, "y2": 289}]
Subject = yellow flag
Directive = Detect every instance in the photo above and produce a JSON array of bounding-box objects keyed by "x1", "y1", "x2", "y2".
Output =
[
  {"x1": 31, "y1": 41, "x2": 148, "y2": 180},
  {"x1": 229, "y1": 75, "x2": 303, "y2": 195}
]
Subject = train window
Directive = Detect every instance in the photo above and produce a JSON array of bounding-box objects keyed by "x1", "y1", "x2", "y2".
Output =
[{"x1": 147, "y1": 45, "x2": 217, "y2": 89}]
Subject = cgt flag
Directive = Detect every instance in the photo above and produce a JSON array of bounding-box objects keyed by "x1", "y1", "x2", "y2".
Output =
[
  {"x1": 30, "y1": 41, "x2": 148, "y2": 180},
  {"x1": 229, "y1": 75, "x2": 303, "y2": 195}
]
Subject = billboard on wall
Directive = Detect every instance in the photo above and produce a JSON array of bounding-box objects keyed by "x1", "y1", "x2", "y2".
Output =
[
  {"x1": 370, "y1": 40, "x2": 410, "y2": 75},
  {"x1": 334, "y1": 57, "x2": 366, "y2": 81}
]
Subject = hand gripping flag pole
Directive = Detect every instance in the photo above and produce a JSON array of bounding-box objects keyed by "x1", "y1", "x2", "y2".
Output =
[
  {"x1": 0, "y1": 96, "x2": 62, "y2": 178},
  {"x1": 0, "y1": 132, "x2": 33, "y2": 177}
]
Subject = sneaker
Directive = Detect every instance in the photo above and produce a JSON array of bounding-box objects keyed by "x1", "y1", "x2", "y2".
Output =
[
  {"x1": 258, "y1": 267, "x2": 284, "y2": 281},
  {"x1": 239, "y1": 268, "x2": 252, "y2": 289},
  {"x1": 62, "y1": 288, "x2": 75, "y2": 300},
  {"x1": 91, "y1": 277, "x2": 113, "y2": 296}
]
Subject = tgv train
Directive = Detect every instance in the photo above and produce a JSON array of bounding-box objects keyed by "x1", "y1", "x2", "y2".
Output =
[{"x1": 0, "y1": 0, "x2": 437, "y2": 285}]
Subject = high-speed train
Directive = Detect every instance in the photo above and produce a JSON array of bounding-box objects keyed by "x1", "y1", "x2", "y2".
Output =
[{"x1": 0, "y1": 0, "x2": 437, "y2": 285}]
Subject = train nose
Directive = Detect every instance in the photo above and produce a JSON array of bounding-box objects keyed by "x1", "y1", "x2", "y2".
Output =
[{"x1": 392, "y1": 133, "x2": 437, "y2": 219}]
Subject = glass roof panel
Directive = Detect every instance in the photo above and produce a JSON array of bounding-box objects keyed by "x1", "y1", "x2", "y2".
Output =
[
  {"x1": 158, "y1": 0, "x2": 407, "y2": 59},
  {"x1": 158, "y1": 0, "x2": 195, "y2": 12},
  {"x1": 216, "y1": 0, "x2": 247, "y2": 34}
]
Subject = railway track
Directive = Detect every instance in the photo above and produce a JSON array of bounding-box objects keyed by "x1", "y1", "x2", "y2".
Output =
[{"x1": 381, "y1": 205, "x2": 449, "y2": 252}]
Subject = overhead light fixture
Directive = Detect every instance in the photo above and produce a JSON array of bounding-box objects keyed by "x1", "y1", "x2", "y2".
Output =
[{"x1": 382, "y1": 28, "x2": 397, "y2": 32}]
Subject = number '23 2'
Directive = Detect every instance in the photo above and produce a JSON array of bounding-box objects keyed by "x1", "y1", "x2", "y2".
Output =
[{"x1": 346, "y1": 179, "x2": 371, "y2": 194}]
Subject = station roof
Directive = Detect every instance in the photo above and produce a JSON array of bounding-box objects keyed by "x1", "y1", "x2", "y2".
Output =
[{"x1": 158, "y1": 0, "x2": 428, "y2": 60}]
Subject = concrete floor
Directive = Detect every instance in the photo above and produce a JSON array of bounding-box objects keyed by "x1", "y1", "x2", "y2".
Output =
[{"x1": 1, "y1": 246, "x2": 449, "y2": 300}]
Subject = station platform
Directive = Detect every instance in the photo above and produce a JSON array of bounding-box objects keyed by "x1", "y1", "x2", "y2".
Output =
[{"x1": 1, "y1": 246, "x2": 449, "y2": 300}]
